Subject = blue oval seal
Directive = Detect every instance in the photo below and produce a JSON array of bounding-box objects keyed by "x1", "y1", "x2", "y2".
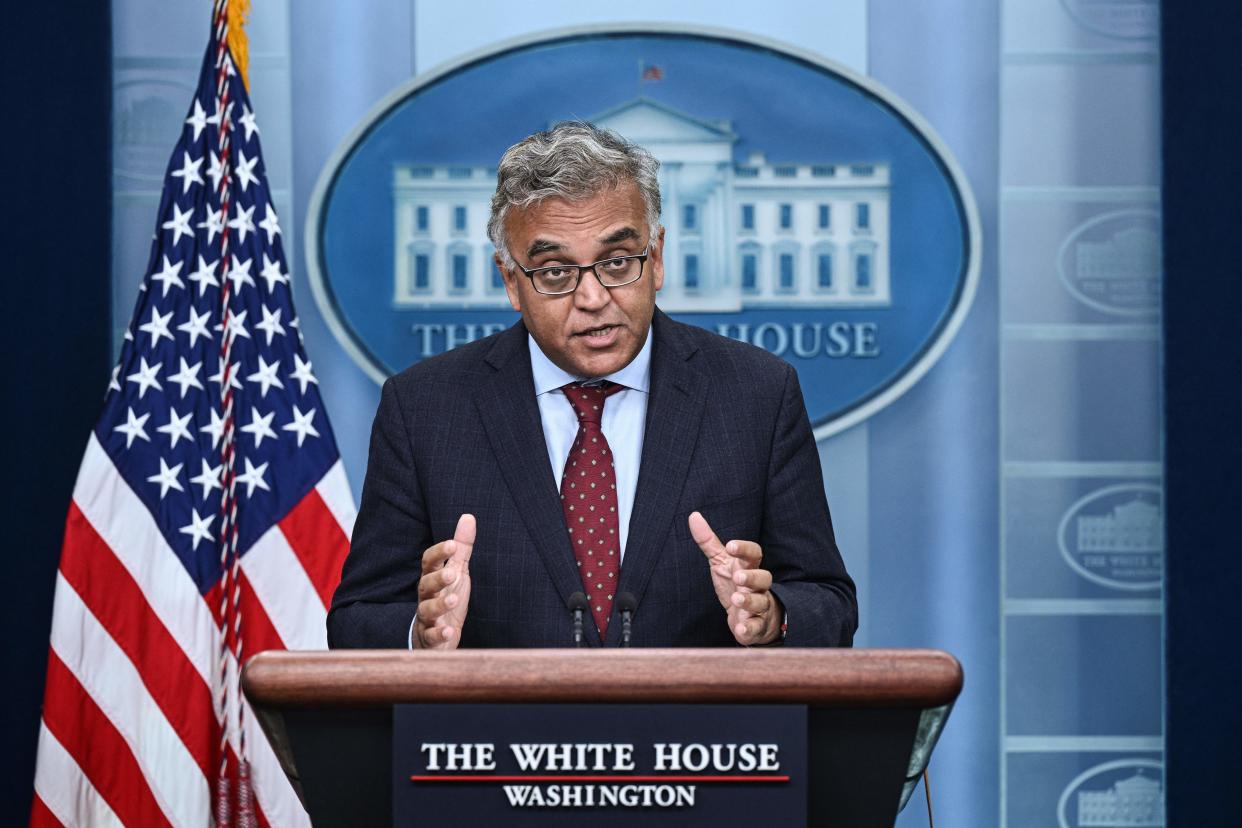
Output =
[{"x1": 307, "y1": 25, "x2": 980, "y2": 437}]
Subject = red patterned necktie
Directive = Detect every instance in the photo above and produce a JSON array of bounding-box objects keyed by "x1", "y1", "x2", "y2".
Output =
[{"x1": 560, "y1": 381, "x2": 624, "y2": 638}]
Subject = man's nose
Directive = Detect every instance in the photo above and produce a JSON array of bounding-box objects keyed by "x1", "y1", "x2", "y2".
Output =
[{"x1": 573, "y1": 267, "x2": 612, "y2": 310}]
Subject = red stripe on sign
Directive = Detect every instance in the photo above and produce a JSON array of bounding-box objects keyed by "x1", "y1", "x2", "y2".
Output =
[
  {"x1": 278, "y1": 488, "x2": 349, "y2": 608},
  {"x1": 60, "y1": 503, "x2": 219, "y2": 778},
  {"x1": 28, "y1": 794, "x2": 63, "y2": 828},
  {"x1": 41, "y1": 650, "x2": 172, "y2": 828},
  {"x1": 409, "y1": 774, "x2": 792, "y2": 783}
]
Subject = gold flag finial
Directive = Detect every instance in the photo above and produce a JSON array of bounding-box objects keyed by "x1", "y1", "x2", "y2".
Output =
[{"x1": 225, "y1": 0, "x2": 252, "y2": 90}]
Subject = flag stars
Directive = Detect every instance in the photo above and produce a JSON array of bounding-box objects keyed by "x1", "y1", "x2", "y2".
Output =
[
  {"x1": 227, "y1": 255, "x2": 256, "y2": 292},
  {"x1": 147, "y1": 457, "x2": 185, "y2": 500},
  {"x1": 179, "y1": 508, "x2": 215, "y2": 551},
  {"x1": 150, "y1": 255, "x2": 185, "y2": 297},
  {"x1": 241, "y1": 406, "x2": 278, "y2": 448},
  {"x1": 156, "y1": 407, "x2": 194, "y2": 449},
  {"x1": 138, "y1": 307, "x2": 174, "y2": 347},
  {"x1": 259, "y1": 254, "x2": 288, "y2": 292},
  {"x1": 113, "y1": 407, "x2": 151, "y2": 448},
  {"x1": 259, "y1": 204, "x2": 281, "y2": 243},
  {"x1": 290, "y1": 354, "x2": 318, "y2": 394},
  {"x1": 209, "y1": 359, "x2": 242, "y2": 392},
  {"x1": 186, "y1": 99, "x2": 212, "y2": 141},
  {"x1": 107, "y1": 365, "x2": 121, "y2": 394},
  {"x1": 238, "y1": 105, "x2": 260, "y2": 141},
  {"x1": 126, "y1": 357, "x2": 163, "y2": 398},
  {"x1": 254, "y1": 305, "x2": 286, "y2": 346},
  {"x1": 282, "y1": 405, "x2": 320, "y2": 447},
  {"x1": 200, "y1": 408, "x2": 226, "y2": 449},
  {"x1": 197, "y1": 205, "x2": 225, "y2": 244},
  {"x1": 205, "y1": 152, "x2": 225, "y2": 192},
  {"x1": 167, "y1": 358, "x2": 204, "y2": 398},
  {"x1": 218, "y1": 308, "x2": 251, "y2": 343},
  {"x1": 161, "y1": 202, "x2": 195, "y2": 245},
  {"x1": 236, "y1": 457, "x2": 271, "y2": 497},
  {"x1": 177, "y1": 307, "x2": 213, "y2": 348},
  {"x1": 189, "y1": 458, "x2": 223, "y2": 500},
  {"x1": 186, "y1": 255, "x2": 220, "y2": 296},
  {"x1": 169, "y1": 151, "x2": 204, "y2": 193},
  {"x1": 229, "y1": 203, "x2": 256, "y2": 243},
  {"x1": 247, "y1": 355, "x2": 284, "y2": 398},
  {"x1": 235, "y1": 149, "x2": 259, "y2": 191}
]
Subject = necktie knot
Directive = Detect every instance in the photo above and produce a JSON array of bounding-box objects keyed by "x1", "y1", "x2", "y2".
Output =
[{"x1": 561, "y1": 381, "x2": 622, "y2": 426}]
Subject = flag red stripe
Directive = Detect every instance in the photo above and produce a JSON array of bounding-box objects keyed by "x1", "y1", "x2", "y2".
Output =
[
  {"x1": 60, "y1": 503, "x2": 218, "y2": 777},
  {"x1": 205, "y1": 573, "x2": 287, "y2": 657},
  {"x1": 240, "y1": 570, "x2": 287, "y2": 656},
  {"x1": 41, "y1": 650, "x2": 172, "y2": 828},
  {"x1": 278, "y1": 489, "x2": 349, "y2": 608},
  {"x1": 28, "y1": 794, "x2": 62, "y2": 828}
]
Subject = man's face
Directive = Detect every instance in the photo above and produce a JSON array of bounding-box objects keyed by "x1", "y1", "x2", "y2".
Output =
[{"x1": 499, "y1": 182, "x2": 664, "y2": 378}]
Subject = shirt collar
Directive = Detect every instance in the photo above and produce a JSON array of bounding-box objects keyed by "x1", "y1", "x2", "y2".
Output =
[{"x1": 528, "y1": 325, "x2": 653, "y2": 396}]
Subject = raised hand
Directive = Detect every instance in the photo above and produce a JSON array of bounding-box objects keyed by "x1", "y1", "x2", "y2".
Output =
[
  {"x1": 413, "y1": 514, "x2": 475, "y2": 649},
  {"x1": 689, "y1": 511, "x2": 782, "y2": 646}
]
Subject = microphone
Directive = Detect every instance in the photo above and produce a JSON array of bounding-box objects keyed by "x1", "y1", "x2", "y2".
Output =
[
  {"x1": 568, "y1": 592, "x2": 589, "y2": 647},
  {"x1": 617, "y1": 592, "x2": 638, "y2": 648}
]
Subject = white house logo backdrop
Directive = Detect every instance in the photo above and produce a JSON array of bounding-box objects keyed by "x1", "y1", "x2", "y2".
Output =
[{"x1": 307, "y1": 27, "x2": 979, "y2": 436}]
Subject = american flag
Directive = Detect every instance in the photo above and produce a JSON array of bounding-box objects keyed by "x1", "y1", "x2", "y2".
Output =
[{"x1": 31, "y1": 3, "x2": 354, "y2": 826}]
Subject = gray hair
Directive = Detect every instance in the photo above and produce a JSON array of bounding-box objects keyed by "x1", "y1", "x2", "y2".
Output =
[{"x1": 487, "y1": 121, "x2": 662, "y2": 269}]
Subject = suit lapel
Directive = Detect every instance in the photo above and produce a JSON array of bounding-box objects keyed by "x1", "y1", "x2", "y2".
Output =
[
  {"x1": 608, "y1": 311, "x2": 707, "y2": 645},
  {"x1": 473, "y1": 323, "x2": 602, "y2": 645}
]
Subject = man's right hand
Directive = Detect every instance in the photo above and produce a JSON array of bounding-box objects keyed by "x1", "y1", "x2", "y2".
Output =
[{"x1": 413, "y1": 514, "x2": 475, "y2": 649}]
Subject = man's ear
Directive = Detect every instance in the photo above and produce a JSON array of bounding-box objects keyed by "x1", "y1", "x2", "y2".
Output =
[
  {"x1": 497, "y1": 253, "x2": 522, "y2": 312},
  {"x1": 650, "y1": 224, "x2": 666, "y2": 292}
]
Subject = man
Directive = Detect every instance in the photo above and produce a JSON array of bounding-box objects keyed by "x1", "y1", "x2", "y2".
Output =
[{"x1": 328, "y1": 122, "x2": 856, "y2": 649}]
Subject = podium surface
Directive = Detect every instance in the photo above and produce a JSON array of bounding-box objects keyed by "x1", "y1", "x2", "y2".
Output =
[{"x1": 243, "y1": 649, "x2": 962, "y2": 826}]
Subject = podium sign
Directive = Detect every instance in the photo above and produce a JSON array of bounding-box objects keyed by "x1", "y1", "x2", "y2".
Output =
[{"x1": 393, "y1": 704, "x2": 807, "y2": 826}]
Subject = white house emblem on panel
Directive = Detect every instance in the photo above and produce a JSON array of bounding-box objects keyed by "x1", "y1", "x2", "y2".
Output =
[{"x1": 392, "y1": 97, "x2": 891, "y2": 312}]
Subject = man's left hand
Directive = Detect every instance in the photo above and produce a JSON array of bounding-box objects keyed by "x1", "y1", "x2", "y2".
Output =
[{"x1": 689, "y1": 511, "x2": 783, "y2": 645}]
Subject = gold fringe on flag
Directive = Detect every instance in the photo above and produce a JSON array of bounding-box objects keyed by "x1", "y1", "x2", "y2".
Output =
[{"x1": 226, "y1": 0, "x2": 252, "y2": 90}]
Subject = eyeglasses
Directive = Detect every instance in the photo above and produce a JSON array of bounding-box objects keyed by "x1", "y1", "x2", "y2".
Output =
[{"x1": 512, "y1": 246, "x2": 650, "y2": 296}]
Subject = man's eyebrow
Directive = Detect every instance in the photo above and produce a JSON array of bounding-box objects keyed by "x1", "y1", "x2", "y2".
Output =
[
  {"x1": 526, "y1": 238, "x2": 563, "y2": 258},
  {"x1": 599, "y1": 227, "x2": 640, "y2": 246}
]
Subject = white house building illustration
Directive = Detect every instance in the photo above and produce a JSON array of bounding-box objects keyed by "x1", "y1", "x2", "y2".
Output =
[
  {"x1": 392, "y1": 97, "x2": 891, "y2": 311},
  {"x1": 1076, "y1": 770, "x2": 1163, "y2": 827},
  {"x1": 1077, "y1": 497, "x2": 1163, "y2": 554}
]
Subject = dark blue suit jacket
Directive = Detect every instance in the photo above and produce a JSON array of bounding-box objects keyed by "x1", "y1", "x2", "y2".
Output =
[{"x1": 328, "y1": 310, "x2": 857, "y2": 648}]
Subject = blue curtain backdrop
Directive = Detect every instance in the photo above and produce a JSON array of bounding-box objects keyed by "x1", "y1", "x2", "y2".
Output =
[
  {"x1": 1, "y1": 5, "x2": 111, "y2": 825},
  {"x1": 7, "y1": 1, "x2": 1239, "y2": 825}
]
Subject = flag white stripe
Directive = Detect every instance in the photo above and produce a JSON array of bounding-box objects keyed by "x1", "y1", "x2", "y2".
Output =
[
  {"x1": 73, "y1": 434, "x2": 216, "y2": 686},
  {"x1": 316, "y1": 459, "x2": 356, "y2": 538},
  {"x1": 243, "y1": 525, "x2": 329, "y2": 650},
  {"x1": 33, "y1": 723, "x2": 124, "y2": 828},
  {"x1": 50, "y1": 573, "x2": 209, "y2": 827}
]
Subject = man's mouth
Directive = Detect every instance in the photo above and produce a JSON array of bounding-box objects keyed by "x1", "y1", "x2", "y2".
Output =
[
  {"x1": 576, "y1": 325, "x2": 619, "y2": 339},
  {"x1": 573, "y1": 324, "x2": 622, "y2": 348}
]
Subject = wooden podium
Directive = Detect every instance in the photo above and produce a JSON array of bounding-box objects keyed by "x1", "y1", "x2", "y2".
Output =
[{"x1": 243, "y1": 649, "x2": 962, "y2": 826}]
